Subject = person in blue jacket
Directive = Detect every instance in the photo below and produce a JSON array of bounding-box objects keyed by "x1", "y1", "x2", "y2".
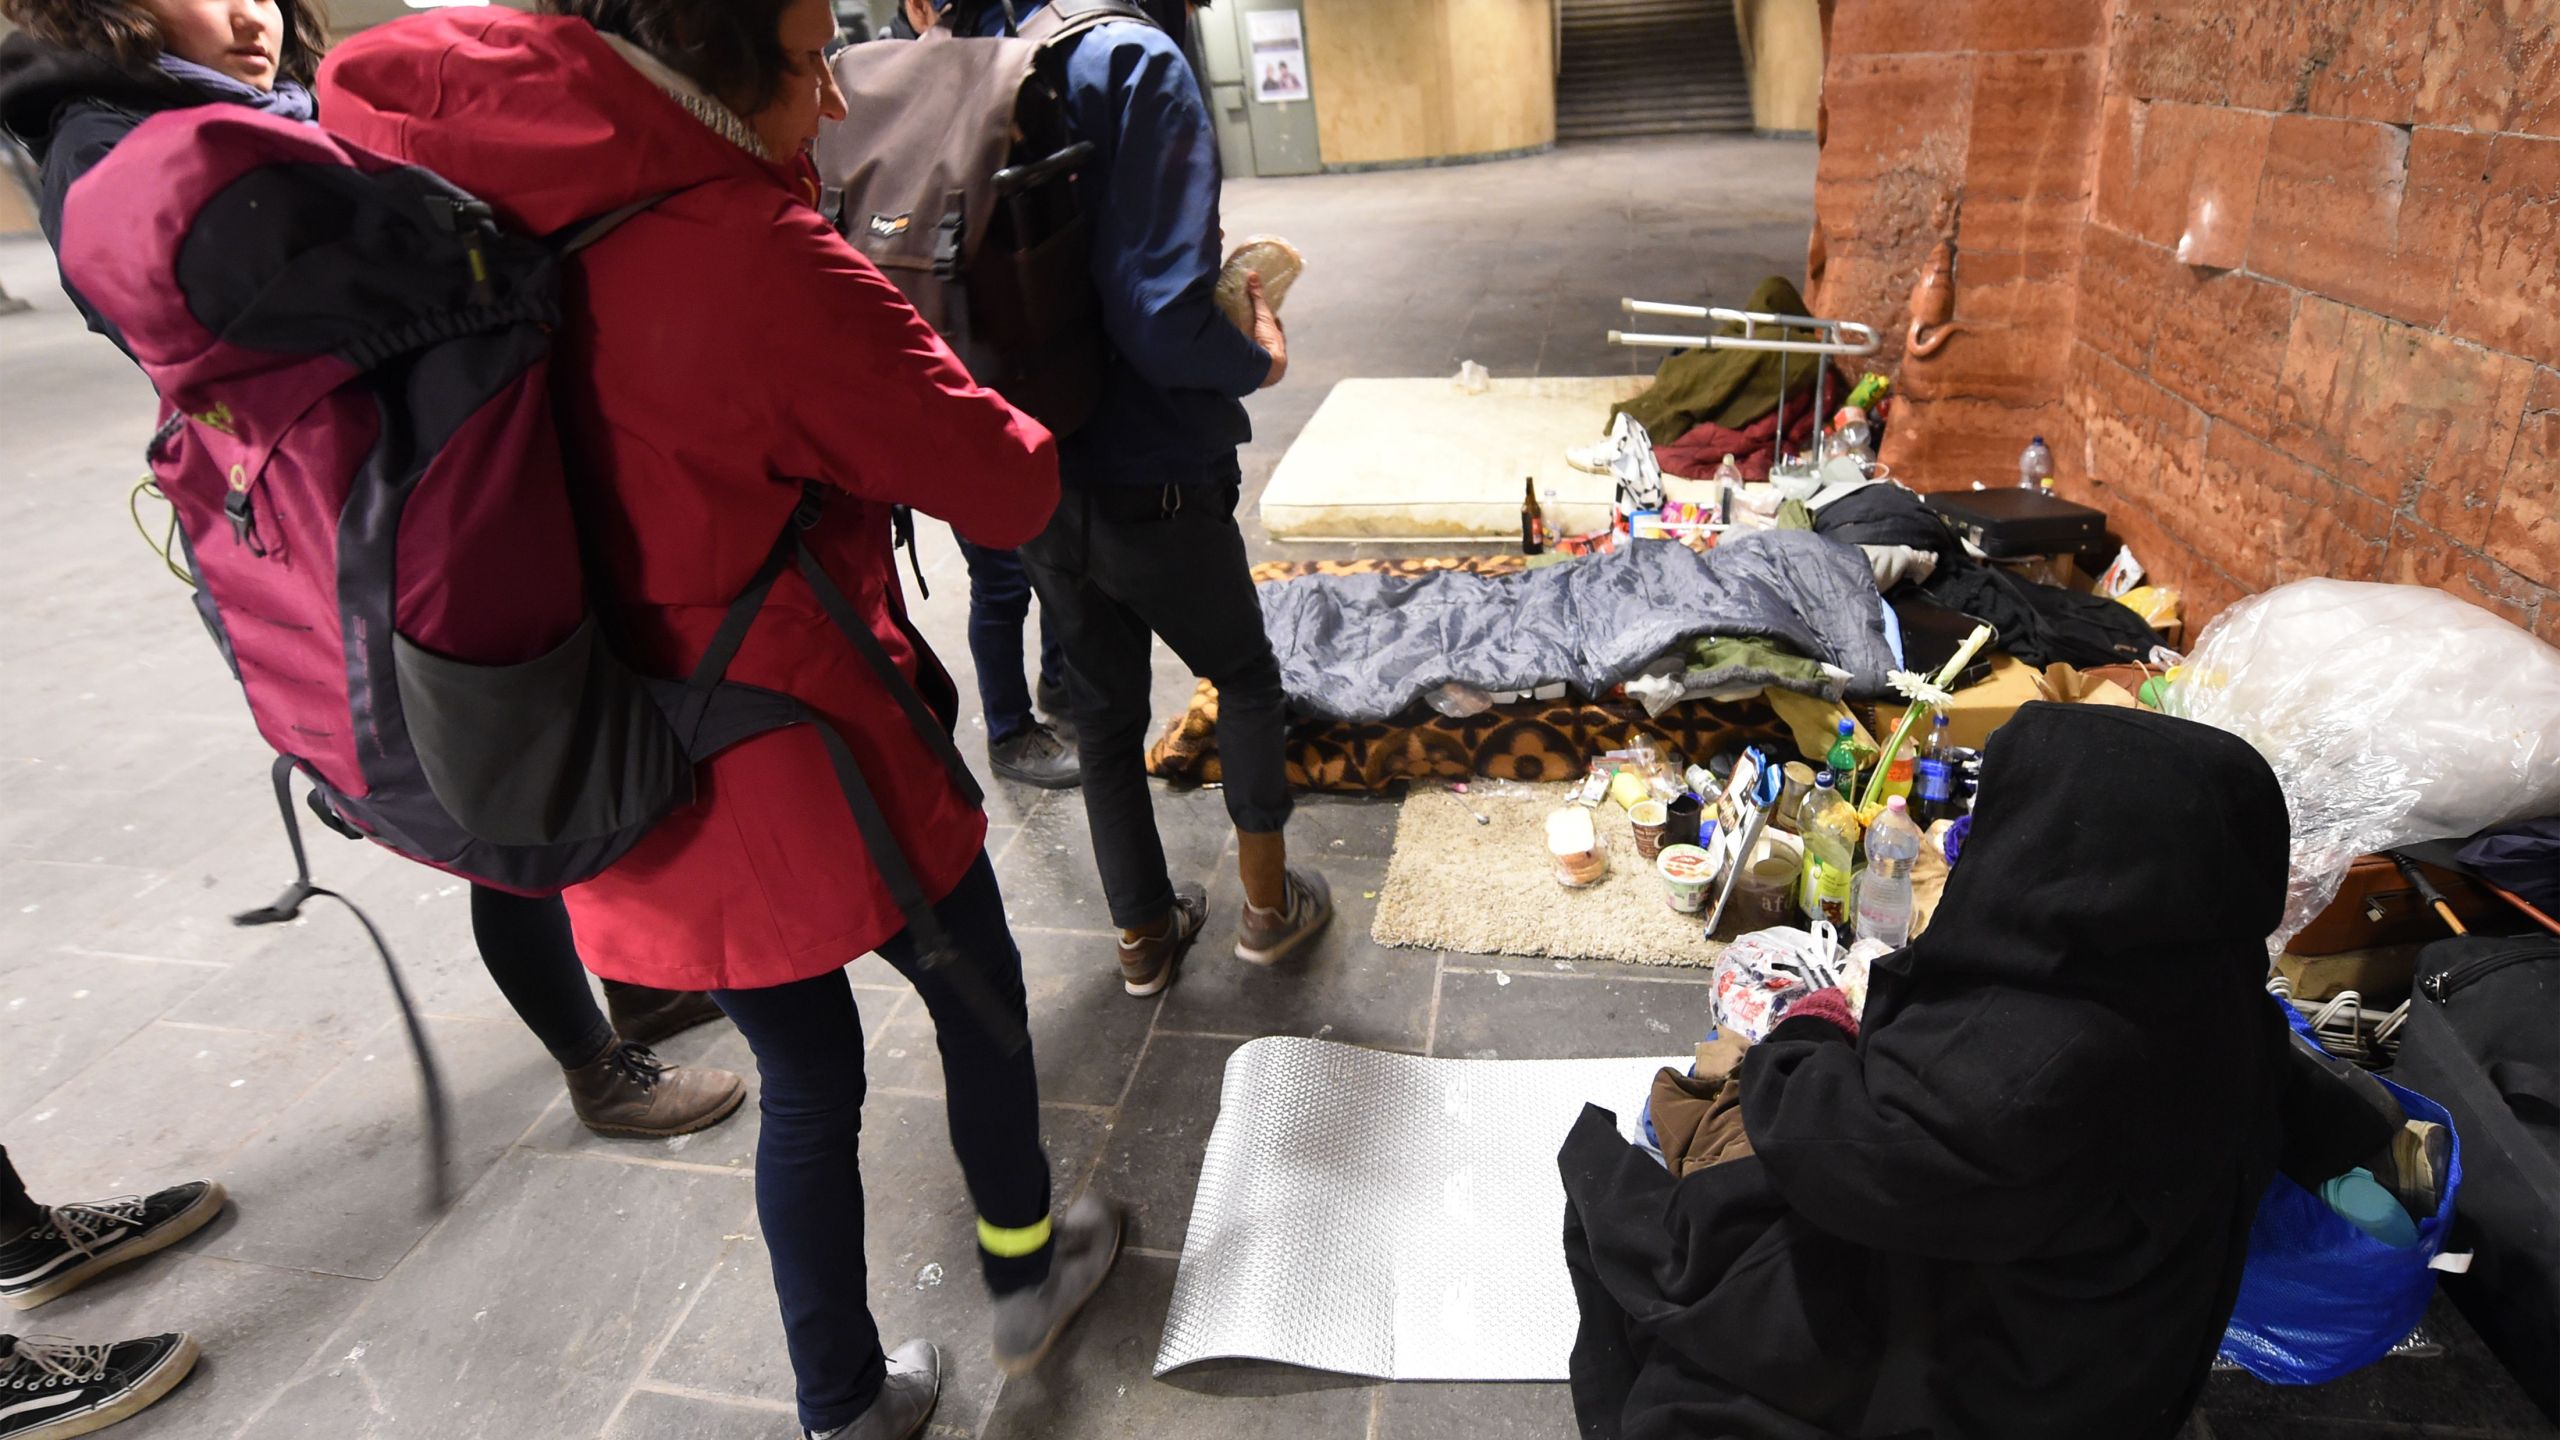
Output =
[{"x1": 902, "y1": 0, "x2": 1332, "y2": 998}]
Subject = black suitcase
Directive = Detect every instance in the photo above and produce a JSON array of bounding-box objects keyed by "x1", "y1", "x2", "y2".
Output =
[
  {"x1": 2392, "y1": 935, "x2": 2560, "y2": 1424},
  {"x1": 1924, "y1": 488, "x2": 2109, "y2": 560}
]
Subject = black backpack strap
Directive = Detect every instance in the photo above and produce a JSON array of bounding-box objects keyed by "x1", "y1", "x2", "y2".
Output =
[
  {"x1": 675, "y1": 490, "x2": 1021, "y2": 1055},
  {"x1": 792, "y1": 530, "x2": 985, "y2": 809},
  {"x1": 553, "y1": 190, "x2": 687, "y2": 256},
  {"x1": 236, "y1": 756, "x2": 455, "y2": 1210}
]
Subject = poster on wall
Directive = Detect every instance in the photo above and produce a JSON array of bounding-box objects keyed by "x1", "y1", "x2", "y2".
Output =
[{"x1": 1248, "y1": 10, "x2": 1310, "y2": 103}]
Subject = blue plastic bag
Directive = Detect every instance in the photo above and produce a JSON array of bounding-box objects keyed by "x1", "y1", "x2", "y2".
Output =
[{"x1": 2217, "y1": 1007, "x2": 2464, "y2": 1385}]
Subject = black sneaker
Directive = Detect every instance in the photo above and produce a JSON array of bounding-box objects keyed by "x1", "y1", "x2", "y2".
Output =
[
  {"x1": 989, "y1": 722, "x2": 1081, "y2": 790},
  {"x1": 0, "y1": 1333, "x2": 199, "y2": 1439},
  {"x1": 0, "y1": 1183, "x2": 227, "y2": 1312}
]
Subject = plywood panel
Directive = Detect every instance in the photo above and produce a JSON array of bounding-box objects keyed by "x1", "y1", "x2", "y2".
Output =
[
  {"x1": 1444, "y1": 0, "x2": 1558, "y2": 154},
  {"x1": 1739, "y1": 0, "x2": 1821, "y2": 133},
  {"x1": 1306, "y1": 0, "x2": 1442, "y2": 164},
  {"x1": 1305, "y1": 0, "x2": 1557, "y2": 166}
]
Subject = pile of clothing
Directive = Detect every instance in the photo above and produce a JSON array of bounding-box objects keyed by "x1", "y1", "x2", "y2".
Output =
[
  {"x1": 1812, "y1": 481, "x2": 2161, "y2": 670},
  {"x1": 1603, "y1": 276, "x2": 1841, "y2": 482}
]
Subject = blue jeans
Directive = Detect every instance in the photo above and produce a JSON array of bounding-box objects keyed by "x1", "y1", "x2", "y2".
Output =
[
  {"x1": 959, "y1": 538, "x2": 1065, "y2": 744},
  {"x1": 712, "y1": 855, "x2": 1052, "y2": 1434}
]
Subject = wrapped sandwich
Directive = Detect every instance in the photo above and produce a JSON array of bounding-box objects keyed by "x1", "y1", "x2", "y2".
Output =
[{"x1": 1214, "y1": 235, "x2": 1304, "y2": 334}]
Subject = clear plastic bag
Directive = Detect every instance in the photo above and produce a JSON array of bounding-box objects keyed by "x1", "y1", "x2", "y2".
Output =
[
  {"x1": 1426, "y1": 681, "x2": 1497, "y2": 719},
  {"x1": 2166, "y1": 580, "x2": 2560, "y2": 952},
  {"x1": 1712, "y1": 921, "x2": 1862, "y2": 1042}
]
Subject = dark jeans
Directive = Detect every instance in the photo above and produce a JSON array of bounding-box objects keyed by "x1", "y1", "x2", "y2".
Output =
[
  {"x1": 0, "y1": 1146, "x2": 37, "y2": 1234},
  {"x1": 1020, "y1": 471, "x2": 1293, "y2": 930},
  {"x1": 469, "y1": 886, "x2": 616, "y2": 1067},
  {"x1": 713, "y1": 854, "x2": 1052, "y2": 1435},
  {"x1": 958, "y1": 537, "x2": 1065, "y2": 744}
]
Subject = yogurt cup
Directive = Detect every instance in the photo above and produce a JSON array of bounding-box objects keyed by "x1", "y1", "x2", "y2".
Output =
[{"x1": 1655, "y1": 843, "x2": 1719, "y2": 914}]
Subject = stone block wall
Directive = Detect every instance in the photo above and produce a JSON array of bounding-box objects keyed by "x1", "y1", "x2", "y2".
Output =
[{"x1": 1809, "y1": 0, "x2": 2560, "y2": 641}]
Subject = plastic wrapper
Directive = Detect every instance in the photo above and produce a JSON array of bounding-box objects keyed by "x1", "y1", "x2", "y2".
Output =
[
  {"x1": 2219, "y1": 1009, "x2": 2462, "y2": 1384},
  {"x1": 2167, "y1": 580, "x2": 2560, "y2": 953},
  {"x1": 2117, "y1": 585, "x2": 2182, "y2": 631},
  {"x1": 1711, "y1": 922, "x2": 1863, "y2": 1042},
  {"x1": 1425, "y1": 681, "x2": 1496, "y2": 719},
  {"x1": 1214, "y1": 234, "x2": 1302, "y2": 333}
]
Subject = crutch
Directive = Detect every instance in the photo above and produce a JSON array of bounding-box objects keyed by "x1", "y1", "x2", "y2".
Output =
[{"x1": 1610, "y1": 304, "x2": 1883, "y2": 465}]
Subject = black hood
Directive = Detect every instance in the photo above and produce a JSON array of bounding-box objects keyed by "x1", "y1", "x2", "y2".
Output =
[
  {"x1": 0, "y1": 31, "x2": 199, "y2": 160},
  {"x1": 1909, "y1": 702, "x2": 2291, "y2": 1008}
]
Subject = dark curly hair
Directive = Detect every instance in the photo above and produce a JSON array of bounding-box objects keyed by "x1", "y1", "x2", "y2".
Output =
[
  {"x1": 544, "y1": 0, "x2": 800, "y2": 118},
  {"x1": 0, "y1": 0, "x2": 331, "y2": 85}
]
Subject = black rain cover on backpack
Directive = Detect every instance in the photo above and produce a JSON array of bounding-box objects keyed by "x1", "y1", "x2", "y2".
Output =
[{"x1": 815, "y1": 0, "x2": 1153, "y2": 436}]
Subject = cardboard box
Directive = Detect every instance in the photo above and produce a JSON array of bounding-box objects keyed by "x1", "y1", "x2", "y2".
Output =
[
  {"x1": 1871, "y1": 653, "x2": 2044, "y2": 751},
  {"x1": 2276, "y1": 945, "x2": 2423, "y2": 1005}
]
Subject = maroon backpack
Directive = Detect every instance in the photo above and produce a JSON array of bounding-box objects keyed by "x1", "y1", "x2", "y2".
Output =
[{"x1": 60, "y1": 108, "x2": 1021, "y2": 1188}]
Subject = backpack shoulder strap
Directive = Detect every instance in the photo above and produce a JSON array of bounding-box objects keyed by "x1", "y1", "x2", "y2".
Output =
[
  {"x1": 551, "y1": 188, "x2": 689, "y2": 256},
  {"x1": 1018, "y1": 0, "x2": 1158, "y2": 47}
]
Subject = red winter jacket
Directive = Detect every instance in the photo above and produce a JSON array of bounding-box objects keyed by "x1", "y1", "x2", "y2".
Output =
[{"x1": 321, "y1": 12, "x2": 1059, "y2": 992}]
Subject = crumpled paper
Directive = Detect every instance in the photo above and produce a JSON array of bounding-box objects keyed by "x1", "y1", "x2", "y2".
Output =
[{"x1": 2034, "y1": 663, "x2": 2141, "y2": 709}]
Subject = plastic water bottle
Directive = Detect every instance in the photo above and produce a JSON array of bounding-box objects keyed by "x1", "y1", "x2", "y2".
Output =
[
  {"x1": 1826, "y1": 719, "x2": 1862, "y2": 807},
  {"x1": 1797, "y1": 770, "x2": 1862, "y2": 926},
  {"x1": 1853, "y1": 797, "x2": 1922, "y2": 947},
  {"x1": 1911, "y1": 710, "x2": 1957, "y2": 828},
  {"x1": 2018, "y1": 435, "x2": 2054, "y2": 491}
]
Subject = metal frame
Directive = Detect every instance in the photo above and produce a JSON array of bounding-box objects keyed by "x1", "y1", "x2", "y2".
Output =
[{"x1": 1607, "y1": 300, "x2": 1883, "y2": 465}]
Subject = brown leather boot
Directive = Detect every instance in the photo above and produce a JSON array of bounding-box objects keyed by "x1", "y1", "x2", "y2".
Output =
[
  {"x1": 565, "y1": 1040, "x2": 747, "y2": 1139},
  {"x1": 604, "y1": 984, "x2": 729, "y2": 1047}
]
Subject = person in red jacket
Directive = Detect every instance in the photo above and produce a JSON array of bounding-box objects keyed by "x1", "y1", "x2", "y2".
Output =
[{"x1": 322, "y1": 4, "x2": 1117, "y2": 1437}]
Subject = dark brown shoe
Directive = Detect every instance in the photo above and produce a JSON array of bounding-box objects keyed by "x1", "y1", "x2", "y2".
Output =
[
  {"x1": 566, "y1": 1041, "x2": 747, "y2": 1139},
  {"x1": 605, "y1": 985, "x2": 728, "y2": 1047},
  {"x1": 1118, "y1": 884, "x2": 1207, "y2": 997}
]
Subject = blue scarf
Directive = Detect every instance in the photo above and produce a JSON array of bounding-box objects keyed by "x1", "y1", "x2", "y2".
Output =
[{"x1": 154, "y1": 53, "x2": 316, "y2": 123}]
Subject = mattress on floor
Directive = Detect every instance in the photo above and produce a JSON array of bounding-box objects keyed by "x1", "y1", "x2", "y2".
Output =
[{"x1": 1261, "y1": 376, "x2": 1726, "y2": 541}]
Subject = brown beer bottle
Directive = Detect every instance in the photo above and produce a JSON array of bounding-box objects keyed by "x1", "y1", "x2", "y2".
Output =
[{"x1": 1522, "y1": 476, "x2": 1548, "y2": 555}]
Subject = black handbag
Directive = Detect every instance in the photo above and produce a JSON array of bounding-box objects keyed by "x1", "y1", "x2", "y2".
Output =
[{"x1": 2392, "y1": 935, "x2": 2560, "y2": 1423}]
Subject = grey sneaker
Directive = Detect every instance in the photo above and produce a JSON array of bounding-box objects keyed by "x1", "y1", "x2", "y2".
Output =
[
  {"x1": 989, "y1": 722, "x2": 1082, "y2": 790},
  {"x1": 991, "y1": 1192, "x2": 1123, "y2": 1375},
  {"x1": 807, "y1": 1339, "x2": 939, "y2": 1440},
  {"x1": 1118, "y1": 884, "x2": 1207, "y2": 997},
  {"x1": 1235, "y1": 866, "x2": 1333, "y2": 967}
]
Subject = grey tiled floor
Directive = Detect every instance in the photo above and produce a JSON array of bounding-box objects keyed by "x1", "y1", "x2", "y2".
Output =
[{"x1": 3, "y1": 137, "x2": 2550, "y2": 1438}]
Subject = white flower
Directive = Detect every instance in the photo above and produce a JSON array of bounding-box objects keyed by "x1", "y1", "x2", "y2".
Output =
[{"x1": 1888, "y1": 671, "x2": 1955, "y2": 708}]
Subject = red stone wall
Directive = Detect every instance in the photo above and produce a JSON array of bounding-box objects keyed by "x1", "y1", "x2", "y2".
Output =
[
  {"x1": 1809, "y1": 0, "x2": 2560, "y2": 642},
  {"x1": 1807, "y1": 0, "x2": 2110, "y2": 483}
]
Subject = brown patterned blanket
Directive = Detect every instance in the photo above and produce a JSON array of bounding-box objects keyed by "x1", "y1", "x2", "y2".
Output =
[{"x1": 1144, "y1": 557, "x2": 1795, "y2": 794}]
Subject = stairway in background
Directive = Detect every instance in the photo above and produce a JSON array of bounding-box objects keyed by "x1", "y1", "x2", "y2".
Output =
[{"x1": 1556, "y1": 0, "x2": 1756, "y2": 143}]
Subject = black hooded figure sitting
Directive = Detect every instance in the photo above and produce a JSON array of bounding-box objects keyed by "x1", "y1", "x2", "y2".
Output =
[{"x1": 1560, "y1": 702, "x2": 2296, "y2": 1440}]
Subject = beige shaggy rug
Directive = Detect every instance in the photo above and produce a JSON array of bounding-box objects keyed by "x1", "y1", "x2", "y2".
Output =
[{"x1": 1373, "y1": 783, "x2": 1730, "y2": 968}]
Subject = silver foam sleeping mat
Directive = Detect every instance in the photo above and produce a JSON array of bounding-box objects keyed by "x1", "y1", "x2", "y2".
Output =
[{"x1": 1155, "y1": 1037, "x2": 1677, "y2": 1381}]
